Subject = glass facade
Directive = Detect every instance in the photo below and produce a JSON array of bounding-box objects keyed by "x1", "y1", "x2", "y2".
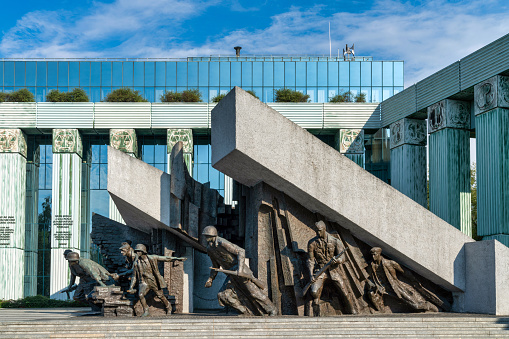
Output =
[{"x1": 0, "y1": 57, "x2": 403, "y2": 103}]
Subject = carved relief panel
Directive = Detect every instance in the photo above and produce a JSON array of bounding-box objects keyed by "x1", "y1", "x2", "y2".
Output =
[
  {"x1": 427, "y1": 99, "x2": 471, "y2": 133},
  {"x1": 0, "y1": 129, "x2": 27, "y2": 158},
  {"x1": 474, "y1": 75, "x2": 509, "y2": 115},
  {"x1": 167, "y1": 129, "x2": 193, "y2": 154},
  {"x1": 110, "y1": 129, "x2": 138, "y2": 156},
  {"x1": 338, "y1": 129, "x2": 364, "y2": 154},
  {"x1": 390, "y1": 118, "x2": 426, "y2": 149},
  {"x1": 52, "y1": 129, "x2": 83, "y2": 157}
]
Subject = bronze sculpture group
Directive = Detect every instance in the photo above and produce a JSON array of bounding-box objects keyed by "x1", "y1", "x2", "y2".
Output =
[{"x1": 64, "y1": 220, "x2": 445, "y2": 317}]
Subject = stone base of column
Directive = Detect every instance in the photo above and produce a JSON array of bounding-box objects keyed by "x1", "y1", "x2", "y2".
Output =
[{"x1": 0, "y1": 248, "x2": 24, "y2": 300}]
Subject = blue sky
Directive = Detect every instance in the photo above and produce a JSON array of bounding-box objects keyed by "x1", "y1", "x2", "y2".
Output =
[{"x1": 0, "y1": 0, "x2": 508, "y2": 87}]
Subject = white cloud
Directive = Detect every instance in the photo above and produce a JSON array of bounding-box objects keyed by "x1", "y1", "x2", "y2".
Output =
[{"x1": 1, "y1": 0, "x2": 508, "y2": 86}]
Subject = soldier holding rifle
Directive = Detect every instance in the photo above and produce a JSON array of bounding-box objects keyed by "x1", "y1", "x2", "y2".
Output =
[
  {"x1": 203, "y1": 225, "x2": 277, "y2": 316},
  {"x1": 306, "y1": 220, "x2": 364, "y2": 316}
]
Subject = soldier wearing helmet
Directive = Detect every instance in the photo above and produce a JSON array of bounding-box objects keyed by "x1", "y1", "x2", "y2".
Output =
[
  {"x1": 127, "y1": 244, "x2": 187, "y2": 317},
  {"x1": 203, "y1": 225, "x2": 277, "y2": 316},
  {"x1": 64, "y1": 251, "x2": 117, "y2": 310}
]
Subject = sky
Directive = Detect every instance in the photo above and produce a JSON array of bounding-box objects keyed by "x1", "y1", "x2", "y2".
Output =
[{"x1": 0, "y1": 0, "x2": 508, "y2": 87}]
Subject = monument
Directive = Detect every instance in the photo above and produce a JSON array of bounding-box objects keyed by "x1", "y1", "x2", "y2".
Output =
[{"x1": 78, "y1": 86, "x2": 509, "y2": 317}]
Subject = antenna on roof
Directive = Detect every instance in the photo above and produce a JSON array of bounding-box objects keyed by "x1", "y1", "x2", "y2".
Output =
[{"x1": 329, "y1": 22, "x2": 332, "y2": 58}]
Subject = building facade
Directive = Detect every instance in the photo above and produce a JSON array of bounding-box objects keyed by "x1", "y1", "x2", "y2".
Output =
[{"x1": 0, "y1": 54, "x2": 401, "y2": 303}]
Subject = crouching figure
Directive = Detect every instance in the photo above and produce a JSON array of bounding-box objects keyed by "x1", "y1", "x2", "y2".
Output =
[{"x1": 203, "y1": 225, "x2": 277, "y2": 316}]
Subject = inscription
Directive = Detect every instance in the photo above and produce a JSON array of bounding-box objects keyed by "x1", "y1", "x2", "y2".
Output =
[
  {"x1": 0, "y1": 216, "x2": 15, "y2": 246},
  {"x1": 53, "y1": 214, "x2": 73, "y2": 248}
]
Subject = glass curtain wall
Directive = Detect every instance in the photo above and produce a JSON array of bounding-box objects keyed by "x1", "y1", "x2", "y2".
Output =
[{"x1": 0, "y1": 59, "x2": 403, "y2": 103}]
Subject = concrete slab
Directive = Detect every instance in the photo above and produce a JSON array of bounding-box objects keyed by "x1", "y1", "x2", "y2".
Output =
[
  {"x1": 211, "y1": 87, "x2": 474, "y2": 292},
  {"x1": 464, "y1": 239, "x2": 509, "y2": 315},
  {"x1": 107, "y1": 146, "x2": 205, "y2": 252}
]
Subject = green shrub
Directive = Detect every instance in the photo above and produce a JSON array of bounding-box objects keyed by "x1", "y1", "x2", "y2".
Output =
[
  {"x1": 0, "y1": 89, "x2": 35, "y2": 102},
  {"x1": 46, "y1": 88, "x2": 89, "y2": 102},
  {"x1": 0, "y1": 295, "x2": 87, "y2": 308},
  {"x1": 329, "y1": 91, "x2": 353, "y2": 103},
  {"x1": 246, "y1": 90, "x2": 259, "y2": 99},
  {"x1": 274, "y1": 88, "x2": 309, "y2": 102},
  {"x1": 161, "y1": 89, "x2": 202, "y2": 102},
  {"x1": 160, "y1": 91, "x2": 181, "y2": 102},
  {"x1": 104, "y1": 88, "x2": 147, "y2": 102},
  {"x1": 354, "y1": 93, "x2": 367, "y2": 103},
  {"x1": 211, "y1": 93, "x2": 226, "y2": 103}
]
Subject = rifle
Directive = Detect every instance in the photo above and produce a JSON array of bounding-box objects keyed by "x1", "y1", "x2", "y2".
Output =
[
  {"x1": 59, "y1": 284, "x2": 77, "y2": 299},
  {"x1": 302, "y1": 248, "x2": 347, "y2": 296},
  {"x1": 210, "y1": 267, "x2": 266, "y2": 290}
]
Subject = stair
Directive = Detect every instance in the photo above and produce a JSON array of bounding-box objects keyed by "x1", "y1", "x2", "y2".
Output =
[{"x1": 1, "y1": 314, "x2": 508, "y2": 338}]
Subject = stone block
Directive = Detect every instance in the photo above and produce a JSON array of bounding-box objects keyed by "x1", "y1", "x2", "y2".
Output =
[
  {"x1": 110, "y1": 129, "x2": 138, "y2": 155},
  {"x1": 211, "y1": 87, "x2": 474, "y2": 292},
  {"x1": 462, "y1": 239, "x2": 509, "y2": 315},
  {"x1": 336, "y1": 129, "x2": 364, "y2": 154},
  {"x1": 474, "y1": 75, "x2": 509, "y2": 115},
  {"x1": 167, "y1": 129, "x2": 193, "y2": 154},
  {"x1": 52, "y1": 129, "x2": 83, "y2": 157},
  {"x1": 390, "y1": 118, "x2": 426, "y2": 149},
  {"x1": 0, "y1": 129, "x2": 27, "y2": 157},
  {"x1": 427, "y1": 99, "x2": 471, "y2": 133}
]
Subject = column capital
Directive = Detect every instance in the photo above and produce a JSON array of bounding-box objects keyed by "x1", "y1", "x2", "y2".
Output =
[
  {"x1": 52, "y1": 129, "x2": 83, "y2": 157},
  {"x1": 110, "y1": 129, "x2": 138, "y2": 156},
  {"x1": 474, "y1": 75, "x2": 509, "y2": 115},
  {"x1": 427, "y1": 99, "x2": 471, "y2": 133},
  {"x1": 390, "y1": 118, "x2": 426, "y2": 149},
  {"x1": 0, "y1": 129, "x2": 27, "y2": 158},
  {"x1": 337, "y1": 129, "x2": 364, "y2": 154},
  {"x1": 167, "y1": 129, "x2": 193, "y2": 154}
]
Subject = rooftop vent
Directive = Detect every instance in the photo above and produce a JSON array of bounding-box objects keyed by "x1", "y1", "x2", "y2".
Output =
[{"x1": 234, "y1": 46, "x2": 242, "y2": 57}]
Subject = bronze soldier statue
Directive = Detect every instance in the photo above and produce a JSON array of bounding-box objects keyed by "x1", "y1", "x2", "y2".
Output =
[
  {"x1": 118, "y1": 241, "x2": 136, "y2": 278},
  {"x1": 307, "y1": 220, "x2": 368, "y2": 316},
  {"x1": 367, "y1": 247, "x2": 440, "y2": 312},
  {"x1": 127, "y1": 244, "x2": 186, "y2": 317},
  {"x1": 64, "y1": 251, "x2": 117, "y2": 308},
  {"x1": 203, "y1": 225, "x2": 277, "y2": 316}
]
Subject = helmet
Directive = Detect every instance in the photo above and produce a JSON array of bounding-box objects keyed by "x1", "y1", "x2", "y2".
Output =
[
  {"x1": 202, "y1": 226, "x2": 218, "y2": 237},
  {"x1": 315, "y1": 220, "x2": 326, "y2": 230},
  {"x1": 66, "y1": 252, "x2": 80, "y2": 261},
  {"x1": 134, "y1": 244, "x2": 147, "y2": 254},
  {"x1": 119, "y1": 242, "x2": 132, "y2": 251}
]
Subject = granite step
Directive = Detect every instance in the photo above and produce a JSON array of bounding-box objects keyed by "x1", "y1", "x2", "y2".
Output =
[{"x1": 1, "y1": 315, "x2": 509, "y2": 338}]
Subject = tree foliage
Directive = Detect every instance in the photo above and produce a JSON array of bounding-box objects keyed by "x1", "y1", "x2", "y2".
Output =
[
  {"x1": 160, "y1": 88, "x2": 202, "y2": 102},
  {"x1": 104, "y1": 88, "x2": 147, "y2": 102},
  {"x1": 471, "y1": 163, "x2": 480, "y2": 240},
  {"x1": 274, "y1": 88, "x2": 310, "y2": 102},
  {"x1": 212, "y1": 90, "x2": 258, "y2": 103},
  {"x1": 330, "y1": 91, "x2": 366, "y2": 103},
  {"x1": 46, "y1": 88, "x2": 89, "y2": 102},
  {"x1": 354, "y1": 92, "x2": 367, "y2": 103},
  {"x1": 0, "y1": 89, "x2": 35, "y2": 102}
]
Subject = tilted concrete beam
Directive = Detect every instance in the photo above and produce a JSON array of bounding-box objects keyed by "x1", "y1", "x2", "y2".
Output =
[
  {"x1": 211, "y1": 87, "x2": 474, "y2": 292},
  {"x1": 107, "y1": 146, "x2": 205, "y2": 252}
]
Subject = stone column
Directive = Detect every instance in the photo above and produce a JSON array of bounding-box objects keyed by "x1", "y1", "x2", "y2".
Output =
[
  {"x1": 50, "y1": 129, "x2": 83, "y2": 298},
  {"x1": 24, "y1": 145, "x2": 40, "y2": 296},
  {"x1": 389, "y1": 118, "x2": 427, "y2": 207},
  {"x1": 335, "y1": 129, "x2": 364, "y2": 167},
  {"x1": 474, "y1": 75, "x2": 509, "y2": 246},
  {"x1": 167, "y1": 129, "x2": 193, "y2": 175},
  {"x1": 109, "y1": 129, "x2": 138, "y2": 224},
  {"x1": 428, "y1": 99, "x2": 471, "y2": 235},
  {"x1": 0, "y1": 129, "x2": 27, "y2": 300},
  {"x1": 167, "y1": 129, "x2": 195, "y2": 312}
]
